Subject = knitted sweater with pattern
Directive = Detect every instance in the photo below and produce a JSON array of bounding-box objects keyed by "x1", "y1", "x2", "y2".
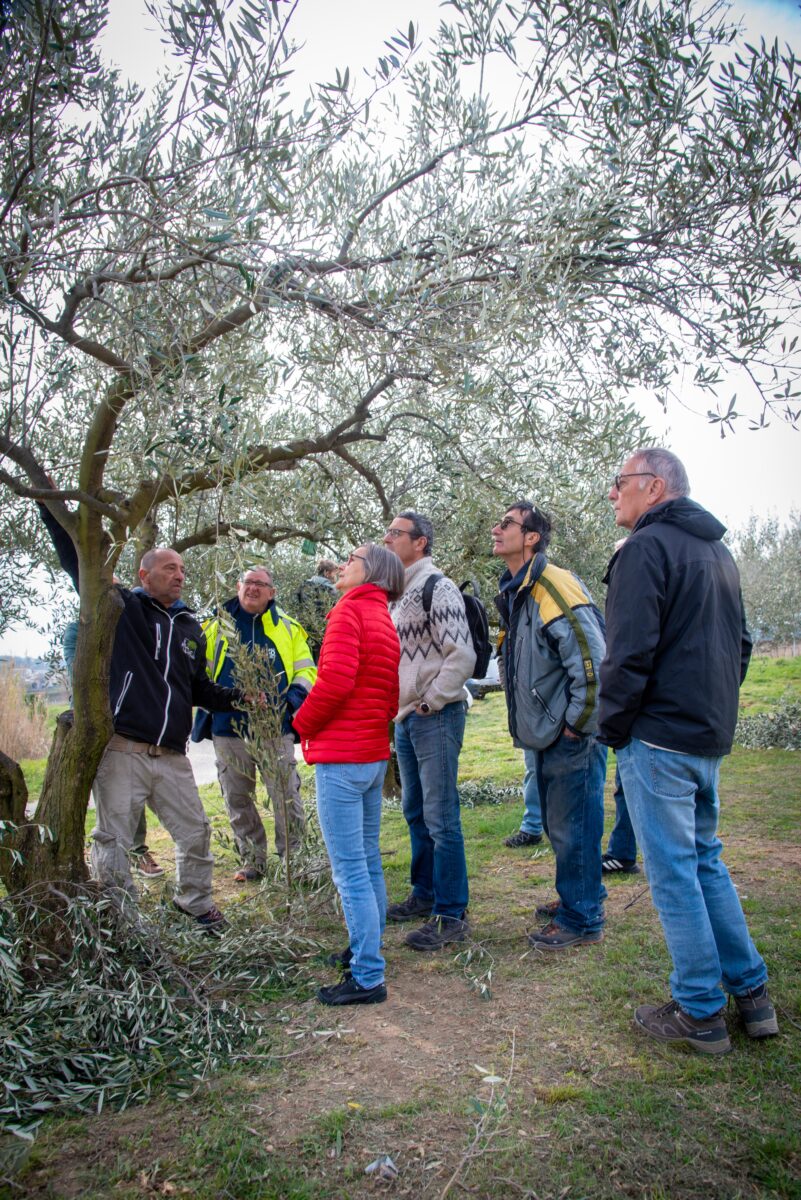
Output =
[{"x1": 389, "y1": 558, "x2": 476, "y2": 721}]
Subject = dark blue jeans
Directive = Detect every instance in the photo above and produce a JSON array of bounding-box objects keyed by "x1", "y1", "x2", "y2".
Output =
[
  {"x1": 394, "y1": 701, "x2": 469, "y2": 919},
  {"x1": 606, "y1": 767, "x2": 637, "y2": 862},
  {"x1": 536, "y1": 733, "x2": 607, "y2": 934}
]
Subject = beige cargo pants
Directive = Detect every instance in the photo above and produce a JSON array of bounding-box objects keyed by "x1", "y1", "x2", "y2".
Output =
[
  {"x1": 90, "y1": 735, "x2": 213, "y2": 915},
  {"x1": 212, "y1": 733, "x2": 305, "y2": 867}
]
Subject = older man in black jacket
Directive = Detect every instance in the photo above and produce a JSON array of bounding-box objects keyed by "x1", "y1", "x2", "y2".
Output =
[
  {"x1": 91, "y1": 549, "x2": 242, "y2": 931},
  {"x1": 598, "y1": 447, "x2": 777, "y2": 1055}
]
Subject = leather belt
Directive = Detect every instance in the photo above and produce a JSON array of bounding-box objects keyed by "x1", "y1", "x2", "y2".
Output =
[{"x1": 108, "y1": 734, "x2": 182, "y2": 757}]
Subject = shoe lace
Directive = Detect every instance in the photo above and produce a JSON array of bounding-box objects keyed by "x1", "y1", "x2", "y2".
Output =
[{"x1": 654, "y1": 1000, "x2": 681, "y2": 1017}]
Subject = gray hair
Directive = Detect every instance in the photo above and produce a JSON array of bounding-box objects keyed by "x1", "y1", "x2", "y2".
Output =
[
  {"x1": 397, "y1": 510, "x2": 434, "y2": 556},
  {"x1": 631, "y1": 447, "x2": 690, "y2": 498},
  {"x1": 361, "y1": 542, "x2": 405, "y2": 601},
  {"x1": 239, "y1": 566, "x2": 273, "y2": 585}
]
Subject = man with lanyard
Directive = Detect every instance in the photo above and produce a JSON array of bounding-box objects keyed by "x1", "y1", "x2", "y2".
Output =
[
  {"x1": 492, "y1": 501, "x2": 607, "y2": 950},
  {"x1": 196, "y1": 567, "x2": 316, "y2": 880}
]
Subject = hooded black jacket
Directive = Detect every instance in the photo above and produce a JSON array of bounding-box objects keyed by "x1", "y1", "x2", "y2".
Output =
[
  {"x1": 597, "y1": 498, "x2": 752, "y2": 756},
  {"x1": 39, "y1": 505, "x2": 238, "y2": 752}
]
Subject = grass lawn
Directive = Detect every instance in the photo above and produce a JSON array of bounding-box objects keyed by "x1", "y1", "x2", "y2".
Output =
[{"x1": 7, "y1": 665, "x2": 801, "y2": 1199}]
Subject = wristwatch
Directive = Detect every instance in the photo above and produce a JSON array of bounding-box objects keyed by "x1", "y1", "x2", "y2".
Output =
[{"x1": 419, "y1": 702, "x2": 431, "y2": 714}]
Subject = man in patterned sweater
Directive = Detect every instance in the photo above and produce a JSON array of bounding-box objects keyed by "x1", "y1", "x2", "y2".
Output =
[{"x1": 384, "y1": 511, "x2": 476, "y2": 950}]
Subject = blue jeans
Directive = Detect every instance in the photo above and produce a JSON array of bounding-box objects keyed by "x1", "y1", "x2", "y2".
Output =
[
  {"x1": 315, "y1": 761, "x2": 388, "y2": 989},
  {"x1": 606, "y1": 767, "x2": 637, "y2": 862},
  {"x1": 520, "y1": 748, "x2": 543, "y2": 836},
  {"x1": 617, "y1": 738, "x2": 767, "y2": 1018},
  {"x1": 394, "y1": 701, "x2": 469, "y2": 919},
  {"x1": 535, "y1": 733, "x2": 607, "y2": 934}
]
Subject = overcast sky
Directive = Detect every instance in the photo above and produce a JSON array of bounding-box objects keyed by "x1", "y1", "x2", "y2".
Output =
[{"x1": 2, "y1": 0, "x2": 799, "y2": 658}]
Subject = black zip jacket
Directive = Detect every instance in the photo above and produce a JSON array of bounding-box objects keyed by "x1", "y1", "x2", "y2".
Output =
[
  {"x1": 40, "y1": 506, "x2": 238, "y2": 751},
  {"x1": 110, "y1": 588, "x2": 240, "y2": 752},
  {"x1": 597, "y1": 498, "x2": 752, "y2": 756}
]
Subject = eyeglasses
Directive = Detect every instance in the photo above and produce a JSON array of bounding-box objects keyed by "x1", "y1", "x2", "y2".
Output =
[
  {"x1": 497, "y1": 516, "x2": 531, "y2": 532},
  {"x1": 345, "y1": 553, "x2": 367, "y2": 565},
  {"x1": 241, "y1": 578, "x2": 273, "y2": 590},
  {"x1": 612, "y1": 472, "x2": 656, "y2": 491},
  {"x1": 384, "y1": 527, "x2": 414, "y2": 539}
]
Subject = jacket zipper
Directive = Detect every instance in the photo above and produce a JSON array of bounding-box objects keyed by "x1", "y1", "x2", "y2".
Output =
[
  {"x1": 154, "y1": 623, "x2": 162, "y2": 660},
  {"x1": 155, "y1": 613, "x2": 178, "y2": 746},
  {"x1": 113, "y1": 671, "x2": 133, "y2": 717},
  {"x1": 531, "y1": 686, "x2": 557, "y2": 723}
]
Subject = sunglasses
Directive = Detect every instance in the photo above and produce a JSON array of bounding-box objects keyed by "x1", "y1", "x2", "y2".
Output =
[{"x1": 497, "y1": 516, "x2": 531, "y2": 531}]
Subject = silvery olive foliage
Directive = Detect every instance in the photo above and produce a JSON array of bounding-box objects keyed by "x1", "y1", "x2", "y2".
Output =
[
  {"x1": 731, "y1": 512, "x2": 801, "y2": 647},
  {"x1": 735, "y1": 693, "x2": 801, "y2": 749}
]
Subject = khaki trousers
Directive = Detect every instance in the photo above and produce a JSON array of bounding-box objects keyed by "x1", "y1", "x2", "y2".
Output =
[
  {"x1": 212, "y1": 733, "x2": 304, "y2": 864},
  {"x1": 90, "y1": 738, "x2": 213, "y2": 915}
]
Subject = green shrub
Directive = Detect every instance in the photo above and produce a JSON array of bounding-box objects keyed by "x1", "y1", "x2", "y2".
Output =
[{"x1": 735, "y1": 693, "x2": 801, "y2": 750}]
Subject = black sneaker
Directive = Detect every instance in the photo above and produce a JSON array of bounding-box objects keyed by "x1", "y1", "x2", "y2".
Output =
[
  {"x1": 527, "y1": 922, "x2": 603, "y2": 951},
  {"x1": 634, "y1": 999, "x2": 731, "y2": 1055},
  {"x1": 317, "y1": 977, "x2": 387, "y2": 1006},
  {"x1": 327, "y1": 945, "x2": 353, "y2": 969},
  {"x1": 386, "y1": 892, "x2": 433, "y2": 923},
  {"x1": 601, "y1": 853, "x2": 640, "y2": 875},
  {"x1": 534, "y1": 899, "x2": 560, "y2": 922},
  {"x1": 404, "y1": 915, "x2": 469, "y2": 952},
  {"x1": 173, "y1": 900, "x2": 228, "y2": 935},
  {"x1": 505, "y1": 830, "x2": 543, "y2": 848},
  {"x1": 733, "y1": 984, "x2": 779, "y2": 1038}
]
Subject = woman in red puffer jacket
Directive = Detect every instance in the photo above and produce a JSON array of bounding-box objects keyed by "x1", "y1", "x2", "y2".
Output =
[{"x1": 293, "y1": 542, "x2": 403, "y2": 1007}]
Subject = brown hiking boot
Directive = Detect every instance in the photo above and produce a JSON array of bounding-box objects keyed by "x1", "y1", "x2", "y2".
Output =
[
  {"x1": 634, "y1": 999, "x2": 731, "y2": 1055},
  {"x1": 131, "y1": 851, "x2": 164, "y2": 878}
]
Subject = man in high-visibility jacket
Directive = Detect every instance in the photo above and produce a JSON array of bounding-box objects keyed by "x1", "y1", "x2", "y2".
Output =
[{"x1": 195, "y1": 566, "x2": 317, "y2": 880}]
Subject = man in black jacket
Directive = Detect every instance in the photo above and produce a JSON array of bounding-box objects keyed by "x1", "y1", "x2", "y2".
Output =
[
  {"x1": 90, "y1": 548, "x2": 242, "y2": 931},
  {"x1": 598, "y1": 448, "x2": 777, "y2": 1054}
]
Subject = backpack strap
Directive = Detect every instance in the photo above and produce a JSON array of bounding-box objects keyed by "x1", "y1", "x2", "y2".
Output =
[
  {"x1": 532, "y1": 571, "x2": 597, "y2": 730},
  {"x1": 421, "y1": 572, "x2": 444, "y2": 649}
]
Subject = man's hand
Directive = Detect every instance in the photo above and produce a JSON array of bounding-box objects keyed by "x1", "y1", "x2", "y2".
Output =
[
  {"x1": 563, "y1": 727, "x2": 580, "y2": 740},
  {"x1": 244, "y1": 691, "x2": 267, "y2": 708},
  {"x1": 414, "y1": 702, "x2": 433, "y2": 717}
]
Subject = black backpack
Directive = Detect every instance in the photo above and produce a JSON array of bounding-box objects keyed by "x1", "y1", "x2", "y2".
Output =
[{"x1": 421, "y1": 574, "x2": 492, "y2": 679}]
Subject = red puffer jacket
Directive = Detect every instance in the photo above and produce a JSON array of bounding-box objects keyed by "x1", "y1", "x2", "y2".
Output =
[{"x1": 292, "y1": 583, "x2": 400, "y2": 763}]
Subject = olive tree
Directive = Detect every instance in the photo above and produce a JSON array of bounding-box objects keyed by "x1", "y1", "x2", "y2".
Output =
[{"x1": 1, "y1": 0, "x2": 799, "y2": 889}]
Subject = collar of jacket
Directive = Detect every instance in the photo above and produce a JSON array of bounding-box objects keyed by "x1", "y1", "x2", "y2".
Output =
[
  {"x1": 495, "y1": 552, "x2": 547, "y2": 623},
  {"x1": 330, "y1": 582, "x2": 388, "y2": 609},
  {"x1": 222, "y1": 596, "x2": 279, "y2": 622},
  {"x1": 632, "y1": 496, "x2": 726, "y2": 541},
  {"x1": 131, "y1": 586, "x2": 191, "y2": 615}
]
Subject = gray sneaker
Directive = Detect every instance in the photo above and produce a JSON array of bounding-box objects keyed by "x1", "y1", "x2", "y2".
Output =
[
  {"x1": 733, "y1": 984, "x2": 779, "y2": 1038},
  {"x1": 634, "y1": 999, "x2": 731, "y2": 1055},
  {"x1": 404, "y1": 915, "x2": 469, "y2": 952},
  {"x1": 386, "y1": 892, "x2": 433, "y2": 923}
]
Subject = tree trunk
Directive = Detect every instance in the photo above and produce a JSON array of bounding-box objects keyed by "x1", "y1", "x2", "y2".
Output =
[{"x1": 6, "y1": 565, "x2": 122, "y2": 894}]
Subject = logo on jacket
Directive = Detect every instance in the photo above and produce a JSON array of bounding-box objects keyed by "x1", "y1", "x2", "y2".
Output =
[{"x1": 181, "y1": 638, "x2": 198, "y2": 659}]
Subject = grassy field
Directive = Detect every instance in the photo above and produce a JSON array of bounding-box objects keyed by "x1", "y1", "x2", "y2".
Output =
[{"x1": 5, "y1": 664, "x2": 801, "y2": 1199}]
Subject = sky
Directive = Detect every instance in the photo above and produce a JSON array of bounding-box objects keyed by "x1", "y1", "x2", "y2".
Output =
[{"x1": 1, "y1": 0, "x2": 799, "y2": 659}]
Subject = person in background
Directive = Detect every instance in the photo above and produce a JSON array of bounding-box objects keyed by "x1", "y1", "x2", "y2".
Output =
[
  {"x1": 195, "y1": 566, "x2": 316, "y2": 880},
  {"x1": 504, "y1": 749, "x2": 544, "y2": 848},
  {"x1": 296, "y1": 559, "x2": 338, "y2": 662},
  {"x1": 293, "y1": 543, "x2": 403, "y2": 1006}
]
